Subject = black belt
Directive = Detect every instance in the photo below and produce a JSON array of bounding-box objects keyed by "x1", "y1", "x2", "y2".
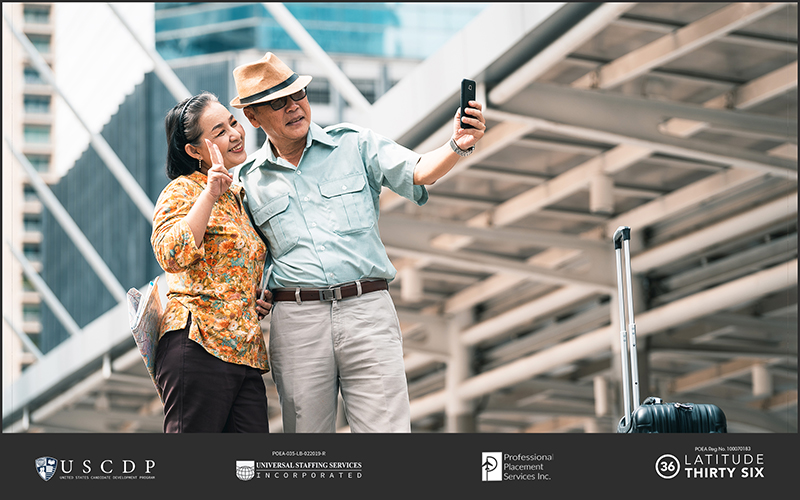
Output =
[{"x1": 272, "y1": 279, "x2": 388, "y2": 303}]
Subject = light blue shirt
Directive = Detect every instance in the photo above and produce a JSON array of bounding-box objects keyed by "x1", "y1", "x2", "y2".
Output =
[{"x1": 236, "y1": 121, "x2": 428, "y2": 289}]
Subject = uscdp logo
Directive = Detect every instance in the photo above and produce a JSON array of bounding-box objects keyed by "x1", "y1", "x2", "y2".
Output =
[
  {"x1": 35, "y1": 457, "x2": 58, "y2": 481},
  {"x1": 481, "y1": 452, "x2": 502, "y2": 481}
]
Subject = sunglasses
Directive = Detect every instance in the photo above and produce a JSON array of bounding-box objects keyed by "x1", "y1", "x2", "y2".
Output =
[{"x1": 251, "y1": 88, "x2": 307, "y2": 111}]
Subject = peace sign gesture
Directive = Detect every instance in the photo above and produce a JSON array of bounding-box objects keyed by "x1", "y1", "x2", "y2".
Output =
[{"x1": 204, "y1": 138, "x2": 233, "y2": 201}]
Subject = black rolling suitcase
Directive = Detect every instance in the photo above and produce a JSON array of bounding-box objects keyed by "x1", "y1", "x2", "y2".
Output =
[{"x1": 613, "y1": 226, "x2": 727, "y2": 433}]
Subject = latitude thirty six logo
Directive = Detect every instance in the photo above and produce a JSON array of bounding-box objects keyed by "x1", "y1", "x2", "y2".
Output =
[{"x1": 36, "y1": 457, "x2": 58, "y2": 481}]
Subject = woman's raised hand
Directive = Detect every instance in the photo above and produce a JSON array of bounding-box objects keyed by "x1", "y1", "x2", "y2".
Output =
[{"x1": 204, "y1": 138, "x2": 232, "y2": 200}]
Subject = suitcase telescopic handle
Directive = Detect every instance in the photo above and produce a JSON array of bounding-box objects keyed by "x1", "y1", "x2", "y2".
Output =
[
  {"x1": 613, "y1": 226, "x2": 631, "y2": 250},
  {"x1": 614, "y1": 225, "x2": 640, "y2": 432}
]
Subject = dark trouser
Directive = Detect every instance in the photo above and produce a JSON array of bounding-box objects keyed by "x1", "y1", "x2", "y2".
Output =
[{"x1": 154, "y1": 317, "x2": 269, "y2": 433}]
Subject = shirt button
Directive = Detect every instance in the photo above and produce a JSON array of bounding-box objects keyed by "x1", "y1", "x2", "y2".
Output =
[
  {"x1": 297, "y1": 170, "x2": 302, "y2": 175},
  {"x1": 311, "y1": 222, "x2": 317, "y2": 228},
  {"x1": 304, "y1": 196, "x2": 309, "y2": 202},
  {"x1": 320, "y1": 246, "x2": 325, "y2": 251},
  {"x1": 342, "y1": 185, "x2": 347, "y2": 190}
]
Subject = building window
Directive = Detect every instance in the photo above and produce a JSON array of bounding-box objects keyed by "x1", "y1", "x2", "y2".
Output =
[
  {"x1": 24, "y1": 95, "x2": 51, "y2": 114},
  {"x1": 22, "y1": 243, "x2": 41, "y2": 263},
  {"x1": 25, "y1": 154, "x2": 50, "y2": 172},
  {"x1": 307, "y1": 78, "x2": 330, "y2": 105},
  {"x1": 27, "y1": 34, "x2": 51, "y2": 54},
  {"x1": 22, "y1": 275, "x2": 37, "y2": 292},
  {"x1": 23, "y1": 184, "x2": 40, "y2": 202},
  {"x1": 352, "y1": 79, "x2": 377, "y2": 104},
  {"x1": 23, "y1": 304, "x2": 41, "y2": 323},
  {"x1": 24, "y1": 5, "x2": 51, "y2": 24},
  {"x1": 23, "y1": 213, "x2": 42, "y2": 233},
  {"x1": 24, "y1": 125, "x2": 50, "y2": 144},
  {"x1": 23, "y1": 66, "x2": 44, "y2": 85}
]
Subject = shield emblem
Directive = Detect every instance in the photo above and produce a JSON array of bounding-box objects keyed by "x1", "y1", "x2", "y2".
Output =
[{"x1": 35, "y1": 457, "x2": 58, "y2": 481}]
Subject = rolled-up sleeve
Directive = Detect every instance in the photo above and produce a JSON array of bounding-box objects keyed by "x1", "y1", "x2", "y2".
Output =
[
  {"x1": 359, "y1": 128, "x2": 428, "y2": 206},
  {"x1": 151, "y1": 180, "x2": 205, "y2": 273}
]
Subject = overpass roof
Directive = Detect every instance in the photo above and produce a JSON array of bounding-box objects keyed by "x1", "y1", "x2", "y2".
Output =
[{"x1": 4, "y1": 2, "x2": 796, "y2": 433}]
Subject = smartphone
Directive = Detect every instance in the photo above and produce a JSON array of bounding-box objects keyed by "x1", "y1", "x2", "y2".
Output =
[{"x1": 460, "y1": 78, "x2": 476, "y2": 129}]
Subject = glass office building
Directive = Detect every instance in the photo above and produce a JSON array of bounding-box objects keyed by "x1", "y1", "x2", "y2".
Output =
[{"x1": 154, "y1": 3, "x2": 488, "y2": 60}]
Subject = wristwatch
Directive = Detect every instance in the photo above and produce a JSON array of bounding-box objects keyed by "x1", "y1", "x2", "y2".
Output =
[{"x1": 449, "y1": 137, "x2": 474, "y2": 157}]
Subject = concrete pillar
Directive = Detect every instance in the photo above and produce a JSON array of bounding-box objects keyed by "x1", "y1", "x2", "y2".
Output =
[
  {"x1": 400, "y1": 267, "x2": 423, "y2": 303},
  {"x1": 445, "y1": 312, "x2": 475, "y2": 433},
  {"x1": 593, "y1": 375, "x2": 609, "y2": 417},
  {"x1": 590, "y1": 173, "x2": 614, "y2": 214},
  {"x1": 752, "y1": 364, "x2": 773, "y2": 397}
]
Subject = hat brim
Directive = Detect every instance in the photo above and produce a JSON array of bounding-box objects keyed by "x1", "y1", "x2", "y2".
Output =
[{"x1": 230, "y1": 75, "x2": 313, "y2": 109}]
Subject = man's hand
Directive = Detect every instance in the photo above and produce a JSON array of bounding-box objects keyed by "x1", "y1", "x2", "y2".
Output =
[{"x1": 453, "y1": 100, "x2": 486, "y2": 151}]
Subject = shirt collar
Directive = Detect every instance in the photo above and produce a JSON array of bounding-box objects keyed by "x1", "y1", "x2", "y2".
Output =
[{"x1": 241, "y1": 121, "x2": 336, "y2": 175}]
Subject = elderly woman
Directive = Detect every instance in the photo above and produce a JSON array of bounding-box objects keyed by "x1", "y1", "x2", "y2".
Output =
[{"x1": 151, "y1": 92, "x2": 271, "y2": 433}]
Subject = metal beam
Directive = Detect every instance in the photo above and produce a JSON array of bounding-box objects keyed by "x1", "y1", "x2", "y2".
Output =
[
  {"x1": 262, "y1": 3, "x2": 371, "y2": 115},
  {"x1": 460, "y1": 285, "x2": 599, "y2": 348},
  {"x1": 612, "y1": 14, "x2": 798, "y2": 54},
  {"x1": 380, "y1": 120, "x2": 536, "y2": 212},
  {"x1": 5, "y1": 137, "x2": 128, "y2": 303},
  {"x1": 107, "y1": 3, "x2": 191, "y2": 102},
  {"x1": 748, "y1": 390, "x2": 798, "y2": 411},
  {"x1": 385, "y1": 243, "x2": 614, "y2": 292},
  {"x1": 493, "y1": 85, "x2": 797, "y2": 179},
  {"x1": 668, "y1": 358, "x2": 774, "y2": 394},
  {"x1": 409, "y1": 259, "x2": 796, "y2": 421},
  {"x1": 489, "y1": 2, "x2": 636, "y2": 104},
  {"x1": 3, "y1": 315, "x2": 44, "y2": 361},
  {"x1": 2, "y1": 7, "x2": 155, "y2": 221},
  {"x1": 572, "y1": 3, "x2": 785, "y2": 90},
  {"x1": 5, "y1": 239, "x2": 82, "y2": 338},
  {"x1": 2, "y1": 290, "x2": 138, "y2": 425},
  {"x1": 488, "y1": 145, "x2": 652, "y2": 229},
  {"x1": 660, "y1": 61, "x2": 799, "y2": 138},
  {"x1": 604, "y1": 168, "x2": 764, "y2": 238},
  {"x1": 379, "y1": 213, "x2": 610, "y2": 254},
  {"x1": 631, "y1": 193, "x2": 797, "y2": 272}
]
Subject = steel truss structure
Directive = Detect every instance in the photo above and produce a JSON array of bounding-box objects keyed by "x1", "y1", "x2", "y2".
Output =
[{"x1": 3, "y1": 3, "x2": 797, "y2": 433}]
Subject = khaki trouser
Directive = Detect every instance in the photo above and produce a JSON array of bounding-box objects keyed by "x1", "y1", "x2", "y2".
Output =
[{"x1": 269, "y1": 290, "x2": 411, "y2": 433}]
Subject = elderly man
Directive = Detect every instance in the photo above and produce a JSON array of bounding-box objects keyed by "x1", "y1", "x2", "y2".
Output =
[{"x1": 232, "y1": 52, "x2": 485, "y2": 433}]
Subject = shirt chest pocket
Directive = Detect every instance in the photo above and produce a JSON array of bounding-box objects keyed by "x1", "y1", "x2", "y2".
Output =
[
  {"x1": 252, "y1": 193, "x2": 299, "y2": 258},
  {"x1": 319, "y1": 174, "x2": 375, "y2": 235}
]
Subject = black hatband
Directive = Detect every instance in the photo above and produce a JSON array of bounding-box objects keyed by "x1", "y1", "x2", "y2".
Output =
[{"x1": 240, "y1": 73, "x2": 299, "y2": 105}]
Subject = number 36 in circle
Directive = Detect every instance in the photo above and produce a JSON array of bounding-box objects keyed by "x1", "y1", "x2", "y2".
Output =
[{"x1": 655, "y1": 454, "x2": 681, "y2": 479}]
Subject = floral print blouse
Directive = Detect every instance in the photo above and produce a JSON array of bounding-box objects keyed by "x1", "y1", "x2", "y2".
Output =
[{"x1": 151, "y1": 171, "x2": 268, "y2": 372}]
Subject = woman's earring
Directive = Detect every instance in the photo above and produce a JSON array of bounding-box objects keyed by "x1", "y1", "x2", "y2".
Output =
[{"x1": 198, "y1": 157, "x2": 202, "y2": 172}]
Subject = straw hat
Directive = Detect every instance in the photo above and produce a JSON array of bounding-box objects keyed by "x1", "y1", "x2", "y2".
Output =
[{"x1": 230, "y1": 52, "x2": 312, "y2": 109}]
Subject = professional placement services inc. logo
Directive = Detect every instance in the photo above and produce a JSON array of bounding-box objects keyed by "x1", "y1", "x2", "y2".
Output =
[
  {"x1": 481, "y1": 452, "x2": 502, "y2": 481},
  {"x1": 36, "y1": 457, "x2": 58, "y2": 482}
]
